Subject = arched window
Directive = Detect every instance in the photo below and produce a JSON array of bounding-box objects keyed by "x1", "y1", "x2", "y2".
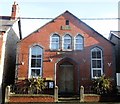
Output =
[
  {"x1": 91, "y1": 47, "x2": 103, "y2": 78},
  {"x1": 74, "y1": 34, "x2": 83, "y2": 50},
  {"x1": 50, "y1": 34, "x2": 60, "y2": 50},
  {"x1": 29, "y1": 45, "x2": 43, "y2": 78},
  {"x1": 63, "y1": 34, "x2": 72, "y2": 50}
]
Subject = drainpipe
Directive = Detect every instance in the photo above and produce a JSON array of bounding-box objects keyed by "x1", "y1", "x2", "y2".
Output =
[{"x1": 18, "y1": 19, "x2": 22, "y2": 40}]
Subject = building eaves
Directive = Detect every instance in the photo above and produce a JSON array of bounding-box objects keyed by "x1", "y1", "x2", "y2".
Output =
[{"x1": 0, "y1": 16, "x2": 16, "y2": 32}]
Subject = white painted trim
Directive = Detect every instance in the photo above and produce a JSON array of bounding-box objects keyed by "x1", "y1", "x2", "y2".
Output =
[
  {"x1": 50, "y1": 33, "x2": 60, "y2": 50},
  {"x1": 62, "y1": 33, "x2": 72, "y2": 51},
  {"x1": 28, "y1": 45, "x2": 43, "y2": 78},
  {"x1": 91, "y1": 47, "x2": 103, "y2": 79},
  {"x1": 74, "y1": 34, "x2": 84, "y2": 50}
]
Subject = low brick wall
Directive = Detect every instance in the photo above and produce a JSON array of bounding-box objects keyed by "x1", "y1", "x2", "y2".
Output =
[
  {"x1": 8, "y1": 94, "x2": 54, "y2": 103},
  {"x1": 84, "y1": 94, "x2": 100, "y2": 102},
  {"x1": 84, "y1": 94, "x2": 120, "y2": 102},
  {"x1": 7, "y1": 94, "x2": 120, "y2": 103}
]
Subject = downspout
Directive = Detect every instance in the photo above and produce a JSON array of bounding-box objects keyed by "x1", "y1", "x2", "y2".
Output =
[{"x1": 18, "y1": 18, "x2": 22, "y2": 40}]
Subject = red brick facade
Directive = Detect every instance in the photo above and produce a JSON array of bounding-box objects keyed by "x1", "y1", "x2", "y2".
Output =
[{"x1": 16, "y1": 11, "x2": 115, "y2": 95}]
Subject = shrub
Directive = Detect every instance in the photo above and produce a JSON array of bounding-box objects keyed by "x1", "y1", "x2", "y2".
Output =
[
  {"x1": 28, "y1": 77, "x2": 45, "y2": 94},
  {"x1": 92, "y1": 74, "x2": 112, "y2": 95},
  {"x1": 12, "y1": 77, "x2": 45, "y2": 94}
]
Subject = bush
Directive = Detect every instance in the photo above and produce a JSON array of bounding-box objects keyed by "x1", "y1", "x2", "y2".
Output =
[
  {"x1": 92, "y1": 75, "x2": 112, "y2": 95},
  {"x1": 28, "y1": 77, "x2": 45, "y2": 94},
  {"x1": 12, "y1": 77, "x2": 45, "y2": 94}
]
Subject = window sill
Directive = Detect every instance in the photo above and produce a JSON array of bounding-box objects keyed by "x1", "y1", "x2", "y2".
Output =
[
  {"x1": 62, "y1": 49, "x2": 72, "y2": 51},
  {"x1": 50, "y1": 49, "x2": 61, "y2": 52},
  {"x1": 50, "y1": 49, "x2": 73, "y2": 52}
]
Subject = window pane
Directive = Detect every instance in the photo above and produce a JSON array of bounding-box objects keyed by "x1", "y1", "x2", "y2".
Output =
[
  {"x1": 51, "y1": 43, "x2": 59, "y2": 50},
  {"x1": 92, "y1": 60, "x2": 97, "y2": 68},
  {"x1": 93, "y1": 70, "x2": 101, "y2": 77},
  {"x1": 31, "y1": 69, "x2": 40, "y2": 76},
  {"x1": 64, "y1": 39, "x2": 71, "y2": 44},
  {"x1": 31, "y1": 59, "x2": 36, "y2": 67},
  {"x1": 76, "y1": 36, "x2": 83, "y2": 42},
  {"x1": 92, "y1": 48, "x2": 102, "y2": 58},
  {"x1": 64, "y1": 44, "x2": 71, "y2": 49},
  {"x1": 75, "y1": 44, "x2": 83, "y2": 50},
  {"x1": 97, "y1": 51, "x2": 101, "y2": 58},
  {"x1": 32, "y1": 46, "x2": 42, "y2": 55},
  {"x1": 92, "y1": 51, "x2": 96, "y2": 58},
  {"x1": 97, "y1": 60, "x2": 101, "y2": 68},
  {"x1": 92, "y1": 60, "x2": 102, "y2": 68},
  {"x1": 52, "y1": 38, "x2": 59, "y2": 42},
  {"x1": 31, "y1": 59, "x2": 41, "y2": 67},
  {"x1": 76, "y1": 39, "x2": 82, "y2": 43}
]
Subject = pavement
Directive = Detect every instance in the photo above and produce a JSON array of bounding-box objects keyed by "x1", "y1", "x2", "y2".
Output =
[{"x1": 5, "y1": 102, "x2": 120, "y2": 104}]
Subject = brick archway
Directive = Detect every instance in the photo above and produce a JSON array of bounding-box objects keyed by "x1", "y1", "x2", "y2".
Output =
[{"x1": 56, "y1": 57, "x2": 78, "y2": 95}]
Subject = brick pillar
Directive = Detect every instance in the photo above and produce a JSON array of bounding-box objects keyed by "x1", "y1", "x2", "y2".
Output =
[
  {"x1": 54, "y1": 86, "x2": 58, "y2": 102},
  {"x1": 80, "y1": 86, "x2": 84, "y2": 102}
]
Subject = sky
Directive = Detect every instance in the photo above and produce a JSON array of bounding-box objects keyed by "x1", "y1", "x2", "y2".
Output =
[{"x1": 0, "y1": 0, "x2": 119, "y2": 38}]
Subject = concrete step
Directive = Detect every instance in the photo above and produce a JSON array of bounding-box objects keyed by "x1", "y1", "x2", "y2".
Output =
[{"x1": 58, "y1": 96, "x2": 80, "y2": 102}]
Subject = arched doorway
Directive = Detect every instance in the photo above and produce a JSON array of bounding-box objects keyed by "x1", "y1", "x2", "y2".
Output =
[{"x1": 56, "y1": 58, "x2": 77, "y2": 95}]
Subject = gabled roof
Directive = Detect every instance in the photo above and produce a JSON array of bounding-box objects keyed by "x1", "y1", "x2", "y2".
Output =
[
  {"x1": 0, "y1": 16, "x2": 16, "y2": 32},
  {"x1": 21, "y1": 10, "x2": 114, "y2": 45}
]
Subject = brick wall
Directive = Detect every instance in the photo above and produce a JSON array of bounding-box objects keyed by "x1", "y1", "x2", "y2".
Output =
[{"x1": 9, "y1": 94, "x2": 54, "y2": 102}]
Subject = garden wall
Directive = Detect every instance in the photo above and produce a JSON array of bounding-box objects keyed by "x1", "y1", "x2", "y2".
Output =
[
  {"x1": 8, "y1": 94, "x2": 120, "y2": 103},
  {"x1": 84, "y1": 94, "x2": 120, "y2": 102},
  {"x1": 8, "y1": 94, "x2": 54, "y2": 103}
]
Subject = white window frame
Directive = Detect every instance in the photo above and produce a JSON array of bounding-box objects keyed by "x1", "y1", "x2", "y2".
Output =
[
  {"x1": 50, "y1": 34, "x2": 60, "y2": 50},
  {"x1": 74, "y1": 34, "x2": 83, "y2": 50},
  {"x1": 91, "y1": 47, "x2": 103, "y2": 79},
  {"x1": 62, "y1": 34, "x2": 72, "y2": 51},
  {"x1": 28, "y1": 45, "x2": 43, "y2": 78}
]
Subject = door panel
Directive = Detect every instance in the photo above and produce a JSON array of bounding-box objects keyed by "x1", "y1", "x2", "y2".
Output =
[
  {"x1": 58, "y1": 65, "x2": 74, "y2": 94},
  {"x1": 58, "y1": 67, "x2": 65, "y2": 93}
]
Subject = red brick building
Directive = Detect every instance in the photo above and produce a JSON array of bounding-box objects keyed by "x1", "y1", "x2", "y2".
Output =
[{"x1": 16, "y1": 11, "x2": 116, "y2": 95}]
